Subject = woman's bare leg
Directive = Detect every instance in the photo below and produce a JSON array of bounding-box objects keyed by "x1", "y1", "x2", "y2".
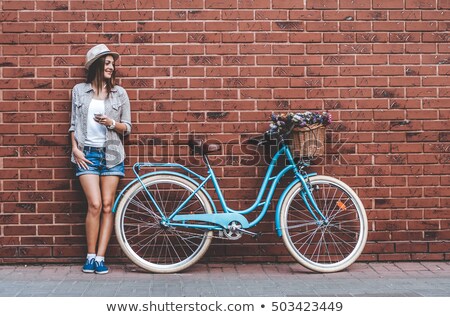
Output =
[
  {"x1": 79, "y1": 174, "x2": 102, "y2": 254},
  {"x1": 96, "y1": 175, "x2": 120, "y2": 257}
]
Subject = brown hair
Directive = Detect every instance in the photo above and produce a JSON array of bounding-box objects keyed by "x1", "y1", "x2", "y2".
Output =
[{"x1": 86, "y1": 55, "x2": 116, "y2": 97}]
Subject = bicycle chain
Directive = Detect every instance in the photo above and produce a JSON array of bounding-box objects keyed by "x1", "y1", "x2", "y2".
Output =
[{"x1": 168, "y1": 226, "x2": 243, "y2": 241}]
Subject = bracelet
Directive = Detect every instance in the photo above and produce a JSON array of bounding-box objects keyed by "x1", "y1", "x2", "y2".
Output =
[{"x1": 107, "y1": 119, "x2": 116, "y2": 130}]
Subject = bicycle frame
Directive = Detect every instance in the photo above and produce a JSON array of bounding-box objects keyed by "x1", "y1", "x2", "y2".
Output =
[{"x1": 113, "y1": 142, "x2": 326, "y2": 237}]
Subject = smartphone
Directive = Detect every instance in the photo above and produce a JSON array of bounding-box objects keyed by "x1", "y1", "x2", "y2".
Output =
[{"x1": 94, "y1": 113, "x2": 103, "y2": 119}]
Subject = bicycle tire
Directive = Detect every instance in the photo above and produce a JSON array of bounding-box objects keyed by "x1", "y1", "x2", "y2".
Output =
[
  {"x1": 115, "y1": 174, "x2": 213, "y2": 273},
  {"x1": 280, "y1": 175, "x2": 368, "y2": 273}
]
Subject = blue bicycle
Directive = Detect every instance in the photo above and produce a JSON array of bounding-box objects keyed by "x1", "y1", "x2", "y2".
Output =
[{"x1": 113, "y1": 133, "x2": 368, "y2": 273}]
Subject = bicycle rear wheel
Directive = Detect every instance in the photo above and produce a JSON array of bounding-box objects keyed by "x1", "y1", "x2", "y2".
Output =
[
  {"x1": 115, "y1": 174, "x2": 213, "y2": 273},
  {"x1": 280, "y1": 175, "x2": 368, "y2": 273}
]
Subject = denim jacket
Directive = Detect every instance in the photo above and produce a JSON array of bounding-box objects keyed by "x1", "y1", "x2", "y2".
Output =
[{"x1": 69, "y1": 83, "x2": 132, "y2": 168}]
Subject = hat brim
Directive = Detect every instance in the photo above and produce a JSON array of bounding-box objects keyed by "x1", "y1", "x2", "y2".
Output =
[{"x1": 85, "y1": 51, "x2": 120, "y2": 69}]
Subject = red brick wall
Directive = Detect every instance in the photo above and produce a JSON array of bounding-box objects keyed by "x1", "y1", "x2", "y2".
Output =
[{"x1": 0, "y1": 0, "x2": 449, "y2": 264}]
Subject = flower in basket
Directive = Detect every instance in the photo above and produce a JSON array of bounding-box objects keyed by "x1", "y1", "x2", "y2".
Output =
[{"x1": 269, "y1": 111, "x2": 332, "y2": 136}]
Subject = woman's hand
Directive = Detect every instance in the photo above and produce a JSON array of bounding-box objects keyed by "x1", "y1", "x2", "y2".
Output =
[
  {"x1": 73, "y1": 147, "x2": 93, "y2": 170},
  {"x1": 94, "y1": 114, "x2": 113, "y2": 127}
]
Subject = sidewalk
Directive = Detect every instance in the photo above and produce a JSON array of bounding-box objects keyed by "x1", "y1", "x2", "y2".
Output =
[{"x1": 1, "y1": 262, "x2": 450, "y2": 297}]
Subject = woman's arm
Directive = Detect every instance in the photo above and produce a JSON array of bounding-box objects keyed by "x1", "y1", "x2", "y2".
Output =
[
  {"x1": 69, "y1": 88, "x2": 77, "y2": 133},
  {"x1": 119, "y1": 87, "x2": 132, "y2": 135},
  {"x1": 93, "y1": 115, "x2": 128, "y2": 134},
  {"x1": 94, "y1": 88, "x2": 132, "y2": 135}
]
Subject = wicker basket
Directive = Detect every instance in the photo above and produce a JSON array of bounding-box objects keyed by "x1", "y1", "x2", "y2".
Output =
[{"x1": 291, "y1": 123, "x2": 326, "y2": 158}]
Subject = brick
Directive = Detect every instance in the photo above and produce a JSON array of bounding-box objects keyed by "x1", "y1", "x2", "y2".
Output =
[
  {"x1": 373, "y1": 0, "x2": 404, "y2": 9},
  {"x1": 3, "y1": 22, "x2": 35, "y2": 33},
  {"x1": 406, "y1": 43, "x2": 438, "y2": 54},
  {"x1": 306, "y1": 22, "x2": 338, "y2": 32},
  {"x1": 4, "y1": 225, "x2": 36, "y2": 236},
  {"x1": 358, "y1": 34, "x2": 390, "y2": 45},
  {"x1": 306, "y1": 0, "x2": 337, "y2": 9},
  {"x1": 2, "y1": 1, "x2": 35, "y2": 10},
  {"x1": 396, "y1": 242, "x2": 428, "y2": 253},
  {"x1": 340, "y1": 0, "x2": 371, "y2": 9},
  {"x1": 373, "y1": 22, "x2": 405, "y2": 32},
  {"x1": 376, "y1": 220, "x2": 407, "y2": 231},
  {"x1": 0, "y1": 11, "x2": 18, "y2": 22},
  {"x1": 405, "y1": 0, "x2": 437, "y2": 9},
  {"x1": 423, "y1": 10, "x2": 450, "y2": 20},
  {"x1": 356, "y1": 54, "x2": 388, "y2": 65},
  {"x1": 205, "y1": 0, "x2": 237, "y2": 9},
  {"x1": 273, "y1": 0, "x2": 304, "y2": 9}
]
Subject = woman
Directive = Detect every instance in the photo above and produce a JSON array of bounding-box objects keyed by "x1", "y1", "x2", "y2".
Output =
[{"x1": 69, "y1": 44, "x2": 132, "y2": 274}]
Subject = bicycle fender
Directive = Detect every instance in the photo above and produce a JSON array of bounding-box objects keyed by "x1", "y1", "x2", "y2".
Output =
[
  {"x1": 274, "y1": 173, "x2": 317, "y2": 237},
  {"x1": 112, "y1": 171, "x2": 217, "y2": 214}
]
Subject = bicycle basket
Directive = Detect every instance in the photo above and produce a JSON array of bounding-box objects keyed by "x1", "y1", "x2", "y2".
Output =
[{"x1": 291, "y1": 123, "x2": 326, "y2": 158}]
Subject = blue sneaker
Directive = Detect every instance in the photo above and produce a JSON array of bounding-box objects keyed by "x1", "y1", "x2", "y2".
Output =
[
  {"x1": 95, "y1": 260, "x2": 109, "y2": 274},
  {"x1": 82, "y1": 258, "x2": 95, "y2": 273}
]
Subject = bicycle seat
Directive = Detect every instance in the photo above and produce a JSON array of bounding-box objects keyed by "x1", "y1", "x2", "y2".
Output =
[{"x1": 188, "y1": 139, "x2": 221, "y2": 155}]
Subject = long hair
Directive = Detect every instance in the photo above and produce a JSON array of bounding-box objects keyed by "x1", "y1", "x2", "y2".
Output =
[{"x1": 86, "y1": 55, "x2": 116, "y2": 97}]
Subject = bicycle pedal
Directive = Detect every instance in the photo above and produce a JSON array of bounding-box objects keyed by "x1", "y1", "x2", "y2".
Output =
[
  {"x1": 236, "y1": 228, "x2": 260, "y2": 238},
  {"x1": 253, "y1": 232, "x2": 262, "y2": 239}
]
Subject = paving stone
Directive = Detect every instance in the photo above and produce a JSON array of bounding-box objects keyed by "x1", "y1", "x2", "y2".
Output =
[{"x1": 1, "y1": 262, "x2": 450, "y2": 297}]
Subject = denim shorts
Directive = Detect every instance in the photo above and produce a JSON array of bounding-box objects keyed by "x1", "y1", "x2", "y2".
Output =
[{"x1": 75, "y1": 146, "x2": 125, "y2": 177}]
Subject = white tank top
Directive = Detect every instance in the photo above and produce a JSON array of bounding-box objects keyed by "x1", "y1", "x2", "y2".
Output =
[{"x1": 85, "y1": 99, "x2": 107, "y2": 147}]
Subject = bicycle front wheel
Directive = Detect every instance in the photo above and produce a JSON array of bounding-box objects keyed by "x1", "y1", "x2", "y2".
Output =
[
  {"x1": 280, "y1": 175, "x2": 368, "y2": 273},
  {"x1": 115, "y1": 174, "x2": 213, "y2": 273}
]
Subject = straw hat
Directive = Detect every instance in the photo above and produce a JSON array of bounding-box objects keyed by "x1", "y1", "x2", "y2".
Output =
[{"x1": 85, "y1": 44, "x2": 119, "y2": 69}]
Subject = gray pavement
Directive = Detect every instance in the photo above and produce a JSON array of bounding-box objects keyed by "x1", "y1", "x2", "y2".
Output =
[{"x1": 1, "y1": 262, "x2": 450, "y2": 297}]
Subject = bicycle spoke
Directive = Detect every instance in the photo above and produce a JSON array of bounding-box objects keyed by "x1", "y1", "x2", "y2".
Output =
[{"x1": 128, "y1": 194, "x2": 162, "y2": 221}]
